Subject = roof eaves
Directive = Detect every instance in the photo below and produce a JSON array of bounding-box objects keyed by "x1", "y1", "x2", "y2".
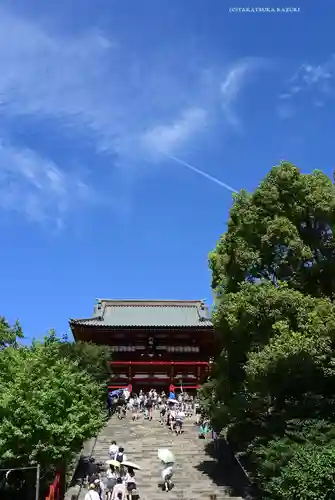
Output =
[
  {"x1": 70, "y1": 320, "x2": 213, "y2": 328},
  {"x1": 96, "y1": 299, "x2": 205, "y2": 307},
  {"x1": 70, "y1": 317, "x2": 103, "y2": 324}
]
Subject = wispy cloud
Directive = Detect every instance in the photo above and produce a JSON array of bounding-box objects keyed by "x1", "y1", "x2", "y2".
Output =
[
  {"x1": 140, "y1": 58, "x2": 267, "y2": 159},
  {"x1": 141, "y1": 107, "x2": 207, "y2": 158},
  {"x1": 278, "y1": 55, "x2": 335, "y2": 117},
  {"x1": 0, "y1": 8, "x2": 265, "y2": 223},
  {"x1": 0, "y1": 141, "x2": 92, "y2": 227},
  {"x1": 220, "y1": 57, "x2": 269, "y2": 130},
  {"x1": 138, "y1": 58, "x2": 268, "y2": 192}
]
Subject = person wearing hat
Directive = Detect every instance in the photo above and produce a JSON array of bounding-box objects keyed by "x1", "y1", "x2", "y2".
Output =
[
  {"x1": 84, "y1": 483, "x2": 100, "y2": 500},
  {"x1": 94, "y1": 477, "x2": 105, "y2": 499}
]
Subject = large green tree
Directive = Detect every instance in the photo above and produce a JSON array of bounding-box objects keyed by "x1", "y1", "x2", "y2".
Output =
[
  {"x1": 205, "y1": 162, "x2": 335, "y2": 499},
  {"x1": 209, "y1": 161, "x2": 335, "y2": 298},
  {"x1": 0, "y1": 335, "x2": 105, "y2": 472}
]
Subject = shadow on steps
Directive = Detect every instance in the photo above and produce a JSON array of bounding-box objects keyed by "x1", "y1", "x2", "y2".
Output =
[{"x1": 195, "y1": 439, "x2": 260, "y2": 499}]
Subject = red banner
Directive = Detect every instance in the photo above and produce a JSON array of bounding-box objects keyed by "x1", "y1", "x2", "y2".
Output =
[{"x1": 45, "y1": 472, "x2": 60, "y2": 500}]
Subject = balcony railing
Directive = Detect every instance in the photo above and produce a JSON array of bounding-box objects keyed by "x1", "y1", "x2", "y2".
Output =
[
  {"x1": 110, "y1": 360, "x2": 209, "y2": 365},
  {"x1": 109, "y1": 345, "x2": 200, "y2": 352}
]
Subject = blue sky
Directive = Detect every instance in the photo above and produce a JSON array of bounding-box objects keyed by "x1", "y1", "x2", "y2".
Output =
[{"x1": 0, "y1": 0, "x2": 334, "y2": 341}]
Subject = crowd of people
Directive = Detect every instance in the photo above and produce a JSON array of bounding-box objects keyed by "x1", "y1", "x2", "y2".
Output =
[
  {"x1": 81, "y1": 388, "x2": 216, "y2": 500},
  {"x1": 78, "y1": 442, "x2": 138, "y2": 500},
  {"x1": 108, "y1": 388, "x2": 200, "y2": 435}
]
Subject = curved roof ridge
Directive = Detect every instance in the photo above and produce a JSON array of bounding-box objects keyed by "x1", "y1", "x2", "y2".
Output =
[{"x1": 96, "y1": 298, "x2": 206, "y2": 305}]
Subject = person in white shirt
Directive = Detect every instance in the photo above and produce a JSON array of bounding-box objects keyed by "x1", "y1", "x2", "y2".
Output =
[
  {"x1": 161, "y1": 462, "x2": 174, "y2": 492},
  {"x1": 84, "y1": 483, "x2": 100, "y2": 500},
  {"x1": 123, "y1": 467, "x2": 136, "y2": 490},
  {"x1": 175, "y1": 409, "x2": 185, "y2": 435},
  {"x1": 109, "y1": 441, "x2": 118, "y2": 459},
  {"x1": 127, "y1": 397, "x2": 134, "y2": 412},
  {"x1": 169, "y1": 408, "x2": 176, "y2": 432},
  {"x1": 159, "y1": 402, "x2": 167, "y2": 424},
  {"x1": 106, "y1": 465, "x2": 118, "y2": 497},
  {"x1": 111, "y1": 477, "x2": 126, "y2": 500},
  {"x1": 94, "y1": 477, "x2": 105, "y2": 498},
  {"x1": 124, "y1": 467, "x2": 137, "y2": 497}
]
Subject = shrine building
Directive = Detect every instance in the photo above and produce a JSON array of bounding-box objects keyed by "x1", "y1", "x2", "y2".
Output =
[{"x1": 70, "y1": 298, "x2": 216, "y2": 392}]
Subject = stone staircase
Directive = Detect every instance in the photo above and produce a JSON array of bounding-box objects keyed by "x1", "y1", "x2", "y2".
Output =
[{"x1": 70, "y1": 412, "x2": 245, "y2": 500}]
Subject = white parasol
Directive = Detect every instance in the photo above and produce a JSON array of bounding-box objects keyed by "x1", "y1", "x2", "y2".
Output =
[
  {"x1": 105, "y1": 460, "x2": 120, "y2": 467},
  {"x1": 158, "y1": 448, "x2": 175, "y2": 464},
  {"x1": 122, "y1": 460, "x2": 141, "y2": 470}
]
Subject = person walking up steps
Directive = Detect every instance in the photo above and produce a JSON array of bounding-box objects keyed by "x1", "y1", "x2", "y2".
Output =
[
  {"x1": 84, "y1": 483, "x2": 100, "y2": 500},
  {"x1": 159, "y1": 401, "x2": 167, "y2": 424},
  {"x1": 132, "y1": 395, "x2": 139, "y2": 421},
  {"x1": 161, "y1": 462, "x2": 174, "y2": 492},
  {"x1": 111, "y1": 477, "x2": 126, "y2": 500},
  {"x1": 175, "y1": 407, "x2": 185, "y2": 435},
  {"x1": 116, "y1": 447, "x2": 126, "y2": 463},
  {"x1": 109, "y1": 441, "x2": 118, "y2": 460},
  {"x1": 146, "y1": 393, "x2": 153, "y2": 421},
  {"x1": 115, "y1": 447, "x2": 127, "y2": 478},
  {"x1": 124, "y1": 467, "x2": 138, "y2": 500},
  {"x1": 106, "y1": 465, "x2": 118, "y2": 500},
  {"x1": 158, "y1": 448, "x2": 175, "y2": 493}
]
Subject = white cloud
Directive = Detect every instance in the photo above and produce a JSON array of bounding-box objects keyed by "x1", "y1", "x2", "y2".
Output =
[
  {"x1": 0, "y1": 8, "x2": 268, "y2": 223},
  {"x1": 0, "y1": 9, "x2": 117, "y2": 145},
  {"x1": 141, "y1": 58, "x2": 268, "y2": 159},
  {"x1": 141, "y1": 107, "x2": 207, "y2": 158},
  {"x1": 290, "y1": 61, "x2": 334, "y2": 88},
  {"x1": 0, "y1": 8, "x2": 216, "y2": 163},
  {"x1": 220, "y1": 57, "x2": 268, "y2": 129},
  {"x1": 0, "y1": 141, "x2": 93, "y2": 226},
  {"x1": 278, "y1": 55, "x2": 335, "y2": 113}
]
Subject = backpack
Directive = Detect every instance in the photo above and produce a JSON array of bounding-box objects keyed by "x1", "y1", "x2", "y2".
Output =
[{"x1": 116, "y1": 452, "x2": 124, "y2": 463}]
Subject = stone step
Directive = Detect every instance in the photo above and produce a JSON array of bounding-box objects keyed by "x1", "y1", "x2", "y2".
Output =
[{"x1": 71, "y1": 411, "x2": 244, "y2": 500}]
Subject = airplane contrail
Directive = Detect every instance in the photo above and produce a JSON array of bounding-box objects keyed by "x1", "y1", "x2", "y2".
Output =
[{"x1": 165, "y1": 153, "x2": 238, "y2": 193}]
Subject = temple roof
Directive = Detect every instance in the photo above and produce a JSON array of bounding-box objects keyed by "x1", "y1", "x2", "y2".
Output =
[{"x1": 69, "y1": 299, "x2": 212, "y2": 328}]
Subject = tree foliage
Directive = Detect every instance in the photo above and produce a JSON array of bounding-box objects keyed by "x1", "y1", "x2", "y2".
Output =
[
  {"x1": 58, "y1": 339, "x2": 112, "y2": 387},
  {"x1": 204, "y1": 162, "x2": 335, "y2": 498},
  {"x1": 0, "y1": 317, "x2": 23, "y2": 349},
  {"x1": 0, "y1": 337, "x2": 105, "y2": 470},
  {"x1": 209, "y1": 161, "x2": 335, "y2": 297}
]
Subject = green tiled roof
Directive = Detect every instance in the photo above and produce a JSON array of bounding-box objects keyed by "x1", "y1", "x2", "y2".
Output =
[{"x1": 70, "y1": 299, "x2": 212, "y2": 328}]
